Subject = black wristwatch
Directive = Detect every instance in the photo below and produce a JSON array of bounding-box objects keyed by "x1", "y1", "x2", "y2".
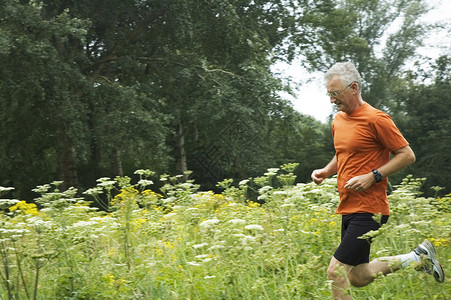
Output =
[{"x1": 372, "y1": 169, "x2": 383, "y2": 183}]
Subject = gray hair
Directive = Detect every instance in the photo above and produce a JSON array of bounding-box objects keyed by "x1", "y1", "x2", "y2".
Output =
[{"x1": 324, "y1": 62, "x2": 363, "y2": 94}]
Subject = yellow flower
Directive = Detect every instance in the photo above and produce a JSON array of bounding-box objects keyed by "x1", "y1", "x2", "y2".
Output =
[
  {"x1": 112, "y1": 188, "x2": 139, "y2": 205},
  {"x1": 9, "y1": 201, "x2": 39, "y2": 216},
  {"x1": 247, "y1": 201, "x2": 261, "y2": 208},
  {"x1": 431, "y1": 238, "x2": 448, "y2": 247}
]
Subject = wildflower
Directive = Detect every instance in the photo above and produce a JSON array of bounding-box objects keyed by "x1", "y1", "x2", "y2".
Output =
[
  {"x1": 0, "y1": 187, "x2": 14, "y2": 195},
  {"x1": 274, "y1": 191, "x2": 288, "y2": 196},
  {"x1": 244, "y1": 224, "x2": 264, "y2": 231},
  {"x1": 192, "y1": 243, "x2": 208, "y2": 249},
  {"x1": 97, "y1": 181, "x2": 117, "y2": 188},
  {"x1": 199, "y1": 218, "x2": 219, "y2": 228},
  {"x1": 265, "y1": 168, "x2": 279, "y2": 175},
  {"x1": 239, "y1": 179, "x2": 249, "y2": 186},
  {"x1": 202, "y1": 257, "x2": 214, "y2": 263},
  {"x1": 186, "y1": 261, "x2": 201, "y2": 266},
  {"x1": 9, "y1": 201, "x2": 39, "y2": 216},
  {"x1": 83, "y1": 187, "x2": 103, "y2": 196},
  {"x1": 0, "y1": 199, "x2": 20, "y2": 207},
  {"x1": 138, "y1": 179, "x2": 154, "y2": 187},
  {"x1": 71, "y1": 220, "x2": 97, "y2": 227},
  {"x1": 134, "y1": 169, "x2": 155, "y2": 176},
  {"x1": 208, "y1": 244, "x2": 225, "y2": 251},
  {"x1": 429, "y1": 238, "x2": 449, "y2": 247},
  {"x1": 204, "y1": 275, "x2": 216, "y2": 279},
  {"x1": 227, "y1": 218, "x2": 246, "y2": 225},
  {"x1": 247, "y1": 201, "x2": 261, "y2": 208},
  {"x1": 257, "y1": 195, "x2": 267, "y2": 201},
  {"x1": 258, "y1": 186, "x2": 272, "y2": 194},
  {"x1": 32, "y1": 184, "x2": 51, "y2": 194}
]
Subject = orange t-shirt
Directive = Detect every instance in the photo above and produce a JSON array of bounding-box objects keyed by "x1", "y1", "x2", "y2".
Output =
[{"x1": 332, "y1": 102, "x2": 409, "y2": 215}]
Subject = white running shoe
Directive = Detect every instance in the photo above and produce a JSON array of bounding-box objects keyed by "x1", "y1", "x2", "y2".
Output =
[{"x1": 414, "y1": 239, "x2": 445, "y2": 283}]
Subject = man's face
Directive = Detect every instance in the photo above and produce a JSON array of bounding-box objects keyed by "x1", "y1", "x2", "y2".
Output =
[{"x1": 326, "y1": 75, "x2": 353, "y2": 113}]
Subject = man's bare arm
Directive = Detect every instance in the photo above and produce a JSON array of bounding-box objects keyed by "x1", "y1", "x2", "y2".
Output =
[
  {"x1": 311, "y1": 154, "x2": 338, "y2": 185},
  {"x1": 344, "y1": 145, "x2": 415, "y2": 192}
]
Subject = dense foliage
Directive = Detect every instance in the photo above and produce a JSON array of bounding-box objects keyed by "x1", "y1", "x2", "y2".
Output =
[
  {"x1": 0, "y1": 168, "x2": 449, "y2": 299},
  {"x1": 1, "y1": 0, "x2": 449, "y2": 198}
]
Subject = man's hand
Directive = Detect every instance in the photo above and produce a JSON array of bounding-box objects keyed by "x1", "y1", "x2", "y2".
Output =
[
  {"x1": 311, "y1": 169, "x2": 328, "y2": 185},
  {"x1": 344, "y1": 172, "x2": 375, "y2": 192}
]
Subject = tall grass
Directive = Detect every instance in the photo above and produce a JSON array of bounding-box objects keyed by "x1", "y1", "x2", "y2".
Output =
[{"x1": 0, "y1": 167, "x2": 449, "y2": 299}]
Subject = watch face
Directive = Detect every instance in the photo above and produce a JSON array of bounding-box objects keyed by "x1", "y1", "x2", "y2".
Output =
[
  {"x1": 373, "y1": 170, "x2": 382, "y2": 182},
  {"x1": 375, "y1": 174, "x2": 382, "y2": 182}
]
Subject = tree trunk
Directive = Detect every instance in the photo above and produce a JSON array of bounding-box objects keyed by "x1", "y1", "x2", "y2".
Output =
[
  {"x1": 175, "y1": 122, "x2": 188, "y2": 176},
  {"x1": 57, "y1": 134, "x2": 79, "y2": 191},
  {"x1": 113, "y1": 149, "x2": 124, "y2": 177}
]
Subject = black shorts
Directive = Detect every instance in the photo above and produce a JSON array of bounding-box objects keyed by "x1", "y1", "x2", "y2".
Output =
[{"x1": 333, "y1": 213, "x2": 389, "y2": 266}]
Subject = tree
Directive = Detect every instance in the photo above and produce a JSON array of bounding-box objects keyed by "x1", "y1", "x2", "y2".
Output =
[
  {"x1": 0, "y1": 1, "x2": 91, "y2": 196},
  {"x1": 2, "y1": 0, "x2": 436, "y2": 198},
  {"x1": 396, "y1": 56, "x2": 451, "y2": 194},
  {"x1": 297, "y1": 0, "x2": 431, "y2": 109}
]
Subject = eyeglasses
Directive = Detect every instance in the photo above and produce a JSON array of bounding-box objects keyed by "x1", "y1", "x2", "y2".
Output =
[{"x1": 326, "y1": 82, "x2": 354, "y2": 98}]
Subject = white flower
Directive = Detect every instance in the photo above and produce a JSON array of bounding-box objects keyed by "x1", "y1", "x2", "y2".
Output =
[
  {"x1": 187, "y1": 261, "x2": 201, "y2": 266},
  {"x1": 97, "y1": 181, "x2": 116, "y2": 188},
  {"x1": 83, "y1": 187, "x2": 104, "y2": 196},
  {"x1": 199, "y1": 219, "x2": 219, "y2": 228},
  {"x1": 244, "y1": 224, "x2": 264, "y2": 231},
  {"x1": 0, "y1": 199, "x2": 20, "y2": 207},
  {"x1": 273, "y1": 191, "x2": 287, "y2": 195},
  {"x1": 71, "y1": 221, "x2": 97, "y2": 228},
  {"x1": 96, "y1": 177, "x2": 111, "y2": 182},
  {"x1": 204, "y1": 275, "x2": 216, "y2": 279},
  {"x1": 138, "y1": 179, "x2": 154, "y2": 186},
  {"x1": 258, "y1": 186, "x2": 272, "y2": 194},
  {"x1": 280, "y1": 203, "x2": 295, "y2": 208},
  {"x1": 239, "y1": 179, "x2": 249, "y2": 186},
  {"x1": 134, "y1": 169, "x2": 155, "y2": 176},
  {"x1": 192, "y1": 243, "x2": 208, "y2": 249},
  {"x1": 208, "y1": 244, "x2": 225, "y2": 251},
  {"x1": 227, "y1": 219, "x2": 246, "y2": 225},
  {"x1": 257, "y1": 195, "x2": 267, "y2": 201}
]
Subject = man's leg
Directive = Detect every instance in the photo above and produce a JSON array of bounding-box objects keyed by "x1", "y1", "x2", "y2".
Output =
[
  {"x1": 327, "y1": 257, "x2": 354, "y2": 300},
  {"x1": 328, "y1": 256, "x2": 401, "y2": 299},
  {"x1": 348, "y1": 256, "x2": 400, "y2": 287},
  {"x1": 327, "y1": 240, "x2": 445, "y2": 299}
]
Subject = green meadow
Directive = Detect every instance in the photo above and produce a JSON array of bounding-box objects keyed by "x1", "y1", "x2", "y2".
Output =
[{"x1": 0, "y1": 165, "x2": 449, "y2": 299}]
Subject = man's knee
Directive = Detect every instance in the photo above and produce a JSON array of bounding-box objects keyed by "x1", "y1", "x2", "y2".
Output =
[
  {"x1": 348, "y1": 264, "x2": 373, "y2": 287},
  {"x1": 327, "y1": 258, "x2": 349, "y2": 283}
]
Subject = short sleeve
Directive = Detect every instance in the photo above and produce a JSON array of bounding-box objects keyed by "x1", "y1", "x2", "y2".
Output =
[{"x1": 373, "y1": 114, "x2": 409, "y2": 152}]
